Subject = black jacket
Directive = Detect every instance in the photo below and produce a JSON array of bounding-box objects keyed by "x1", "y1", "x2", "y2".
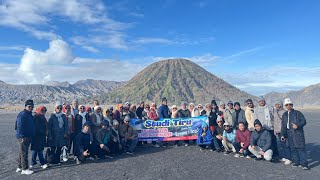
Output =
[
  {"x1": 250, "y1": 128, "x2": 272, "y2": 152},
  {"x1": 31, "y1": 114, "x2": 47, "y2": 151}
]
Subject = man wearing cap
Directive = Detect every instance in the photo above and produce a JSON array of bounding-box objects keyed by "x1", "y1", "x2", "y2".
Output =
[
  {"x1": 75, "y1": 121, "x2": 95, "y2": 164},
  {"x1": 245, "y1": 99, "x2": 255, "y2": 131},
  {"x1": 222, "y1": 122, "x2": 236, "y2": 155},
  {"x1": 274, "y1": 100, "x2": 291, "y2": 165},
  {"x1": 225, "y1": 101, "x2": 235, "y2": 127},
  {"x1": 212, "y1": 116, "x2": 224, "y2": 152},
  {"x1": 254, "y1": 96, "x2": 278, "y2": 157},
  {"x1": 249, "y1": 119, "x2": 273, "y2": 161},
  {"x1": 15, "y1": 100, "x2": 35, "y2": 175},
  {"x1": 120, "y1": 116, "x2": 138, "y2": 154},
  {"x1": 281, "y1": 98, "x2": 309, "y2": 170},
  {"x1": 158, "y1": 97, "x2": 170, "y2": 119}
]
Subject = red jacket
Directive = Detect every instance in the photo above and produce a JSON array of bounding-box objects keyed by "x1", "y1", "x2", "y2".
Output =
[{"x1": 236, "y1": 129, "x2": 251, "y2": 150}]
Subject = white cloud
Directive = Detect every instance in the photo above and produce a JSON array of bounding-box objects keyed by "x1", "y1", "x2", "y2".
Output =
[
  {"x1": 17, "y1": 39, "x2": 74, "y2": 83},
  {"x1": 135, "y1": 38, "x2": 173, "y2": 44},
  {"x1": 0, "y1": 45, "x2": 27, "y2": 51}
]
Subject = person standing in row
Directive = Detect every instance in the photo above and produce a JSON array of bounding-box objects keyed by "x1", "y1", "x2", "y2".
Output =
[
  {"x1": 281, "y1": 98, "x2": 309, "y2": 170},
  {"x1": 254, "y1": 96, "x2": 278, "y2": 158},
  {"x1": 273, "y1": 100, "x2": 291, "y2": 165},
  {"x1": 224, "y1": 101, "x2": 235, "y2": 127},
  {"x1": 171, "y1": 105, "x2": 178, "y2": 118},
  {"x1": 245, "y1": 99, "x2": 255, "y2": 131},
  {"x1": 198, "y1": 104, "x2": 206, "y2": 116},
  {"x1": 30, "y1": 106, "x2": 48, "y2": 169},
  {"x1": 232, "y1": 102, "x2": 246, "y2": 128},
  {"x1": 47, "y1": 101, "x2": 68, "y2": 165},
  {"x1": 71, "y1": 99, "x2": 79, "y2": 117},
  {"x1": 158, "y1": 97, "x2": 170, "y2": 119},
  {"x1": 15, "y1": 100, "x2": 35, "y2": 175},
  {"x1": 62, "y1": 104, "x2": 74, "y2": 157},
  {"x1": 136, "y1": 101, "x2": 145, "y2": 119}
]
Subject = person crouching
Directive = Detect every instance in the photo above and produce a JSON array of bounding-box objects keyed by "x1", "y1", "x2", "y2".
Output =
[
  {"x1": 249, "y1": 119, "x2": 273, "y2": 161},
  {"x1": 222, "y1": 122, "x2": 237, "y2": 155},
  {"x1": 75, "y1": 121, "x2": 95, "y2": 164},
  {"x1": 95, "y1": 120, "x2": 115, "y2": 159}
]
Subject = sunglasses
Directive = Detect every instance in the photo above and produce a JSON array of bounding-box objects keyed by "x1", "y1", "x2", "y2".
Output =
[
  {"x1": 247, "y1": 103, "x2": 252, "y2": 105},
  {"x1": 97, "y1": 109, "x2": 101, "y2": 111},
  {"x1": 285, "y1": 104, "x2": 293, "y2": 106},
  {"x1": 146, "y1": 107, "x2": 150, "y2": 109},
  {"x1": 27, "y1": 105, "x2": 34, "y2": 108},
  {"x1": 80, "y1": 107, "x2": 84, "y2": 109},
  {"x1": 173, "y1": 108, "x2": 177, "y2": 109},
  {"x1": 217, "y1": 121, "x2": 223, "y2": 123},
  {"x1": 56, "y1": 107, "x2": 62, "y2": 110},
  {"x1": 41, "y1": 109, "x2": 47, "y2": 112}
]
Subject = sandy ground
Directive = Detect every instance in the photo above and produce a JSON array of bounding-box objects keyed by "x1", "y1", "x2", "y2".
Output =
[{"x1": 0, "y1": 111, "x2": 319, "y2": 180}]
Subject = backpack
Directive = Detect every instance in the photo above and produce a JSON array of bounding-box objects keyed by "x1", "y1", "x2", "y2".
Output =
[{"x1": 45, "y1": 147, "x2": 54, "y2": 164}]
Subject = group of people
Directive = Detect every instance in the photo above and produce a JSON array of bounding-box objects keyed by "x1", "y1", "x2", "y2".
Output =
[{"x1": 15, "y1": 96, "x2": 309, "y2": 175}]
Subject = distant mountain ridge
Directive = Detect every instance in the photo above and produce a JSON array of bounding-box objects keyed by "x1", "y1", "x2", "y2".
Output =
[
  {"x1": 0, "y1": 79, "x2": 125, "y2": 104},
  {"x1": 264, "y1": 83, "x2": 320, "y2": 107},
  {"x1": 106, "y1": 59, "x2": 256, "y2": 105}
]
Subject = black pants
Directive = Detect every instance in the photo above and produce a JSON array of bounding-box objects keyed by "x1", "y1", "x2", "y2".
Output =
[
  {"x1": 109, "y1": 141, "x2": 120, "y2": 154},
  {"x1": 51, "y1": 146, "x2": 62, "y2": 164},
  {"x1": 268, "y1": 130, "x2": 279, "y2": 157},
  {"x1": 17, "y1": 138, "x2": 31, "y2": 170},
  {"x1": 78, "y1": 145, "x2": 95, "y2": 162}
]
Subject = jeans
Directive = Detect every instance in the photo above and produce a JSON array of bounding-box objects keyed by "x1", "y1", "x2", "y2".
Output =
[
  {"x1": 121, "y1": 138, "x2": 138, "y2": 152},
  {"x1": 291, "y1": 147, "x2": 308, "y2": 167},
  {"x1": 276, "y1": 133, "x2": 291, "y2": 160},
  {"x1": 248, "y1": 146, "x2": 273, "y2": 161},
  {"x1": 17, "y1": 138, "x2": 31, "y2": 170},
  {"x1": 222, "y1": 140, "x2": 236, "y2": 153},
  {"x1": 212, "y1": 136, "x2": 223, "y2": 150},
  {"x1": 31, "y1": 150, "x2": 46, "y2": 165},
  {"x1": 232, "y1": 141, "x2": 249, "y2": 156}
]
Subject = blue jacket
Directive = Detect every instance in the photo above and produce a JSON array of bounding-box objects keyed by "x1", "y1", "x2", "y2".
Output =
[
  {"x1": 223, "y1": 129, "x2": 236, "y2": 142},
  {"x1": 16, "y1": 110, "x2": 35, "y2": 139},
  {"x1": 158, "y1": 104, "x2": 170, "y2": 119},
  {"x1": 196, "y1": 122, "x2": 213, "y2": 145}
]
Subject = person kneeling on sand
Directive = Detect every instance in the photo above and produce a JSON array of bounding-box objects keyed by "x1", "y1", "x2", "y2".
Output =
[
  {"x1": 233, "y1": 122, "x2": 251, "y2": 158},
  {"x1": 222, "y1": 122, "x2": 237, "y2": 155},
  {"x1": 75, "y1": 121, "x2": 95, "y2": 165},
  {"x1": 95, "y1": 120, "x2": 115, "y2": 159},
  {"x1": 120, "y1": 116, "x2": 138, "y2": 154},
  {"x1": 249, "y1": 119, "x2": 273, "y2": 161}
]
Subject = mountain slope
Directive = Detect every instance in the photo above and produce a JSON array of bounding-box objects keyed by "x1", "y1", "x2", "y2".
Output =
[
  {"x1": 264, "y1": 83, "x2": 320, "y2": 107},
  {"x1": 0, "y1": 80, "x2": 125, "y2": 104},
  {"x1": 107, "y1": 59, "x2": 256, "y2": 104}
]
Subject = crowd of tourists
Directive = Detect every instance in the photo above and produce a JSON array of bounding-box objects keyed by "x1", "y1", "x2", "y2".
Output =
[{"x1": 15, "y1": 96, "x2": 309, "y2": 175}]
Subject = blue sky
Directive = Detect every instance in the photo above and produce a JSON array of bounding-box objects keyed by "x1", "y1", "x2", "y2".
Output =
[{"x1": 0, "y1": 0, "x2": 320, "y2": 95}]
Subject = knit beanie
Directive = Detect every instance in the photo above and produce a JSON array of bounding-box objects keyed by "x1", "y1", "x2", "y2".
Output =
[
  {"x1": 254, "y1": 119, "x2": 262, "y2": 127},
  {"x1": 25, "y1": 99, "x2": 34, "y2": 107},
  {"x1": 234, "y1": 102, "x2": 241, "y2": 107}
]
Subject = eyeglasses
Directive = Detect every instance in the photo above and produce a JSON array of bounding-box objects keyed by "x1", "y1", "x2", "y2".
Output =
[{"x1": 285, "y1": 104, "x2": 293, "y2": 107}]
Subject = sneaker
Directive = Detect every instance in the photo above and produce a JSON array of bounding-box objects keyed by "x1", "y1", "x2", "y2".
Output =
[
  {"x1": 292, "y1": 163, "x2": 299, "y2": 167},
  {"x1": 255, "y1": 157, "x2": 262, "y2": 161},
  {"x1": 41, "y1": 164, "x2": 48, "y2": 169},
  {"x1": 184, "y1": 143, "x2": 189, "y2": 147},
  {"x1": 154, "y1": 144, "x2": 160, "y2": 148},
  {"x1": 21, "y1": 169, "x2": 34, "y2": 175},
  {"x1": 240, "y1": 155, "x2": 244, "y2": 158},
  {"x1": 62, "y1": 157, "x2": 68, "y2": 162},
  {"x1": 302, "y1": 166, "x2": 310, "y2": 170},
  {"x1": 281, "y1": 158, "x2": 287, "y2": 162},
  {"x1": 246, "y1": 155, "x2": 251, "y2": 159},
  {"x1": 200, "y1": 148, "x2": 205, "y2": 151},
  {"x1": 76, "y1": 158, "x2": 81, "y2": 165},
  {"x1": 106, "y1": 155, "x2": 114, "y2": 159},
  {"x1": 29, "y1": 165, "x2": 34, "y2": 169},
  {"x1": 126, "y1": 151, "x2": 134, "y2": 155},
  {"x1": 16, "y1": 168, "x2": 22, "y2": 173},
  {"x1": 234, "y1": 154, "x2": 240, "y2": 158},
  {"x1": 284, "y1": 160, "x2": 292, "y2": 165},
  {"x1": 224, "y1": 151, "x2": 230, "y2": 155}
]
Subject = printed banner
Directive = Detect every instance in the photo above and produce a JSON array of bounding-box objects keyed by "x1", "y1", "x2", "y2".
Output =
[{"x1": 130, "y1": 116, "x2": 209, "y2": 142}]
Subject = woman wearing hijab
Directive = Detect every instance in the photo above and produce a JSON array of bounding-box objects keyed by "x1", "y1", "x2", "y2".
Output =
[
  {"x1": 92, "y1": 106, "x2": 104, "y2": 135},
  {"x1": 62, "y1": 104, "x2": 74, "y2": 156},
  {"x1": 141, "y1": 104, "x2": 150, "y2": 121},
  {"x1": 148, "y1": 103, "x2": 159, "y2": 120},
  {"x1": 30, "y1": 106, "x2": 48, "y2": 169},
  {"x1": 171, "y1": 105, "x2": 178, "y2": 118},
  {"x1": 47, "y1": 101, "x2": 68, "y2": 164}
]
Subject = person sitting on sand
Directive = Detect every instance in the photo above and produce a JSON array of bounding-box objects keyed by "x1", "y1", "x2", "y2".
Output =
[
  {"x1": 222, "y1": 122, "x2": 236, "y2": 155},
  {"x1": 233, "y1": 122, "x2": 251, "y2": 158},
  {"x1": 95, "y1": 120, "x2": 115, "y2": 159},
  {"x1": 249, "y1": 119, "x2": 273, "y2": 161},
  {"x1": 212, "y1": 116, "x2": 224, "y2": 152},
  {"x1": 75, "y1": 121, "x2": 95, "y2": 165},
  {"x1": 119, "y1": 116, "x2": 138, "y2": 154},
  {"x1": 110, "y1": 120, "x2": 122, "y2": 155}
]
